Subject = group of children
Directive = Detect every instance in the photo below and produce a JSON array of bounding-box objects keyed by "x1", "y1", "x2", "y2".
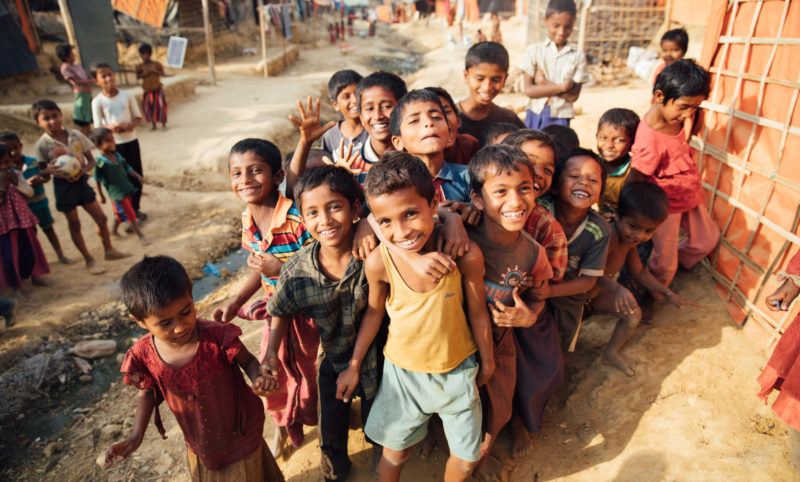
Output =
[{"x1": 102, "y1": 1, "x2": 720, "y2": 480}]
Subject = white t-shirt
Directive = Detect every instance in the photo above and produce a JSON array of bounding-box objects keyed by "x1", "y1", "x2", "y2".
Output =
[
  {"x1": 92, "y1": 90, "x2": 141, "y2": 144},
  {"x1": 519, "y1": 38, "x2": 590, "y2": 119}
]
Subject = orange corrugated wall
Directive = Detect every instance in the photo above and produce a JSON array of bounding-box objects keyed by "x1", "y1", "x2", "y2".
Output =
[
  {"x1": 695, "y1": 0, "x2": 800, "y2": 347},
  {"x1": 111, "y1": 0, "x2": 169, "y2": 28}
]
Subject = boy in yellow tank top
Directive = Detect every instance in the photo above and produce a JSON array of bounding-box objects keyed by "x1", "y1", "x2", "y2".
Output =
[{"x1": 338, "y1": 152, "x2": 494, "y2": 482}]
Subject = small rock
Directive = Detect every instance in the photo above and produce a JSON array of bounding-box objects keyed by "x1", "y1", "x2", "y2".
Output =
[
  {"x1": 79, "y1": 374, "x2": 93, "y2": 383},
  {"x1": 115, "y1": 353, "x2": 125, "y2": 364},
  {"x1": 73, "y1": 356, "x2": 92, "y2": 374},
  {"x1": 100, "y1": 424, "x2": 122, "y2": 443},
  {"x1": 58, "y1": 374, "x2": 66, "y2": 384},
  {"x1": 69, "y1": 340, "x2": 117, "y2": 359},
  {"x1": 95, "y1": 452, "x2": 107, "y2": 468},
  {"x1": 140, "y1": 465, "x2": 150, "y2": 472},
  {"x1": 43, "y1": 442, "x2": 64, "y2": 458},
  {"x1": 16, "y1": 413, "x2": 24, "y2": 420}
]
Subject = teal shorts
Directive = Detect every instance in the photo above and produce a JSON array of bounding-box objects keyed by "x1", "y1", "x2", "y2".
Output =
[
  {"x1": 364, "y1": 354, "x2": 482, "y2": 462},
  {"x1": 30, "y1": 204, "x2": 54, "y2": 229},
  {"x1": 73, "y1": 92, "x2": 92, "y2": 126}
]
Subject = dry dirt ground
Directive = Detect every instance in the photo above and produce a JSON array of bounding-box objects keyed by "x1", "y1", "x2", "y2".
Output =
[{"x1": 0, "y1": 15, "x2": 796, "y2": 482}]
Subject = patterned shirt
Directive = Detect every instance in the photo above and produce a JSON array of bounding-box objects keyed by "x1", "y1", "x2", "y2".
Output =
[
  {"x1": 525, "y1": 202, "x2": 568, "y2": 282},
  {"x1": 267, "y1": 240, "x2": 379, "y2": 399},
  {"x1": 538, "y1": 196, "x2": 609, "y2": 279},
  {"x1": 241, "y1": 192, "x2": 312, "y2": 292},
  {"x1": 432, "y1": 161, "x2": 471, "y2": 203},
  {"x1": 519, "y1": 38, "x2": 590, "y2": 119},
  {"x1": 21, "y1": 155, "x2": 48, "y2": 210}
]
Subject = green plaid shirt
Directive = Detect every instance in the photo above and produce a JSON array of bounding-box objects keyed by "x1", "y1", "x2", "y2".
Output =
[{"x1": 267, "y1": 240, "x2": 379, "y2": 399}]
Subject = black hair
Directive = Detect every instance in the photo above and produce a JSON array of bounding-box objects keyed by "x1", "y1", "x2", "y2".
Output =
[
  {"x1": 389, "y1": 89, "x2": 446, "y2": 137},
  {"x1": 138, "y1": 43, "x2": 153, "y2": 55},
  {"x1": 120, "y1": 256, "x2": 193, "y2": 321},
  {"x1": 424, "y1": 86, "x2": 457, "y2": 113},
  {"x1": 0, "y1": 144, "x2": 9, "y2": 160},
  {"x1": 294, "y1": 165, "x2": 365, "y2": 211},
  {"x1": 89, "y1": 127, "x2": 113, "y2": 146},
  {"x1": 661, "y1": 28, "x2": 689, "y2": 53},
  {"x1": 356, "y1": 71, "x2": 408, "y2": 112},
  {"x1": 229, "y1": 138, "x2": 282, "y2": 174},
  {"x1": 0, "y1": 131, "x2": 20, "y2": 143},
  {"x1": 364, "y1": 151, "x2": 435, "y2": 203},
  {"x1": 554, "y1": 147, "x2": 608, "y2": 195},
  {"x1": 617, "y1": 182, "x2": 669, "y2": 223},
  {"x1": 31, "y1": 99, "x2": 61, "y2": 120},
  {"x1": 653, "y1": 58, "x2": 711, "y2": 103},
  {"x1": 55, "y1": 44, "x2": 74, "y2": 62},
  {"x1": 90, "y1": 61, "x2": 113, "y2": 78},
  {"x1": 469, "y1": 144, "x2": 534, "y2": 194},
  {"x1": 328, "y1": 69, "x2": 363, "y2": 101},
  {"x1": 502, "y1": 129, "x2": 559, "y2": 161},
  {"x1": 545, "y1": 0, "x2": 577, "y2": 18},
  {"x1": 542, "y1": 124, "x2": 579, "y2": 162},
  {"x1": 479, "y1": 122, "x2": 521, "y2": 148},
  {"x1": 465, "y1": 41, "x2": 509, "y2": 72},
  {"x1": 597, "y1": 108, "x2": 640, "y2": 144}
]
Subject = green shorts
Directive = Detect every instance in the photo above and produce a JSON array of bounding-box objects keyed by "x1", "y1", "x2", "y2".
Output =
[
  {"x1": 364, "y1": 354, "x2": 481, "y2": 462},
  {"x1": 73, "y1": 92, "x2": 93, "y2": 126}
]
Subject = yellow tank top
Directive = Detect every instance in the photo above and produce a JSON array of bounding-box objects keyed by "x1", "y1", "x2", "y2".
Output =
[{"x1": 380, "y1": 244, "x2": 477, "y2": 373}]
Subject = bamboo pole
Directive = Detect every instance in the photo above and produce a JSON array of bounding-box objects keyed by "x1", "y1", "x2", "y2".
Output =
[
  {"x1": 576, "y1": 0, "x2": 591, "y2": 54},
  {"x1": 56, "y1": 0, "x2": 80, "y2": 63},
  {"x1": 259, "y1": 1, "x2": 268, "y2": 77},
  {"x1": 201, "y1": 0, "x2": 216, "y2": 85},
  {"x1": 662, "y1": 0, "x2": 672, "y2": 32},
  {"x1": 280, "y1": 0, "x2": 288, "y2": 69}
]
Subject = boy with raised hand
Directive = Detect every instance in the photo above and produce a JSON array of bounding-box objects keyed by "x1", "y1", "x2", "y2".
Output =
[
  {"x1": 520, "y1": 0, "x2": 589, "y2": 129},
  {"x1": 321, "y1": 69, "x2": 368, "y2": 162},
  {"x1": 339, "y1": 153, "x2": 494, "y2": 482},
  {"x1": 457, "y1": 41, "x2": 525, "y2": 141}
]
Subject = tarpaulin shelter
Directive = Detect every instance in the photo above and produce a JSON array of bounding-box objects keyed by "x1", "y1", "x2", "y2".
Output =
[
  {"x1": 693, "y1": 0, "x2": 800, "y2": 347},
  {"x1": 0, "y1": 0, "x2": 38, "y2": 77}
]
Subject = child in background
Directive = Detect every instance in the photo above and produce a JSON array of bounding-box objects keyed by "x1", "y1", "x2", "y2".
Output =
[
  {"x1": 0, "y1": 145, "x2": 50, "y2": 298},
  {"x1": 89, "y1": 128, "x2": 148, "y2": 245},
  {"x1": 136, "y1": 43, "x2": 167, "y2": 131},
  {"x1": 425, "y1": 87, "x2": 479, "y2": 166},
  {"x1": 321, "y1": 70, "x2": 368, "y2": 162},
  {"x1": 33, "y1": 99, "x2": 127, "y2": 275},
  {"x1": 212, "y1": 138, "x2": 319, "y2": 455},
  {"x1": 520, "y1": 0, "x2": 589, "y2": 129},
  {"x1": 584, "y1": 182, "x2": 697, "y2": 375},
  {"x1": 1, "y1": 131, "x2": 74, "y2": 264},
  {"x1": 480, "y1": 122, "x2": 521, "y2": 148},
  {"x1": 91, "y1": 62, "x2": 146, "y2": 220},
  {"x1": 265, "y1": 166, "x2": 383, "y2": 480},
  {"x1": 105, "y1": 256, "x2": 284, "y2": 481},
  {"x1": 651, "y1": 28, "x2": 689, "y2": 84},
  {"x1": 56, "y1": 44, "x2": 93, "y2": 136},
  {"x1": 489, "y1": 11, "x2": 502, "y2": 44},
  {"x1": 628, "y1": 59, "x2": 719, "y2": 289},
  {"x1": 542, "y1": 123, "x2": 580, "y2": 162},
  {"x1": 531, "y1": 148, "x2": 610, "y2": 352},
  {"x1": 349, "y1": 154, "x2": 494, "y2": 481},
  {"x1": 466, "y1": 144, "x2": 557, "y2": 474},
  {"x1": 457, "y1": 41, "x2": 525, "y2": 141},
  {"x1": 596, "y1": 108, "x2": 639, "y2": 219}
]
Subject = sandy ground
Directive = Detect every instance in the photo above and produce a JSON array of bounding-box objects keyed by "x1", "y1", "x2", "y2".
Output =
[{"x1": 1, "y1": 15, "x2": 797, "y2": 482}]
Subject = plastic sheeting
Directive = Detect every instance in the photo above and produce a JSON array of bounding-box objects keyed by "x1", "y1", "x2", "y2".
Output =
[
  {"x1": 694, "y1": 0, "x2": 800, "y2": 347},
  {"x1": 68, "y1": 0, "x2": 119, "y2": 72},
  {"x1": 0, "y1": 0, "x2": 38, "y2": 77}
]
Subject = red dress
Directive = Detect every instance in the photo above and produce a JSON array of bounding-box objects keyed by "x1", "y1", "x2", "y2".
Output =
[
  {"x1": 121, "y1": 320, "x2": 265, "y2": 471},
  {"x1": 0, "y1": 181, "x2": 49, "y2": 289}
]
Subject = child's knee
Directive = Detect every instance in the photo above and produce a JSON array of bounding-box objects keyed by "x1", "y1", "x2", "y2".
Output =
[
  {"x1": 449, "y1": 454, "x2": 478, "y2": 474},
  {"x1": 68, "y1": 218, "x2": 81, "y2": 232},
  {"x1": 94, "y1": 211, "x2": 108, "y2": 225},
  {"x1": 382, "y1": 447, "x2": 412, "y2": 466}
]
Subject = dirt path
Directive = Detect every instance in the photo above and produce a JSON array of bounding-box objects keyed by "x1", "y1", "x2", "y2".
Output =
[{"x1": 2, "y1": 17, "x2": 795, "y2": 482}]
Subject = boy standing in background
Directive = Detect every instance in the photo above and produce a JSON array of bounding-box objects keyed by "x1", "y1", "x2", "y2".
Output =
[
  {"x1": 56, "y1": 45, "x2": 93, "y2": 136},
  {"x1": 136, "y1": 43, "x2": 167, "y2": 131}
]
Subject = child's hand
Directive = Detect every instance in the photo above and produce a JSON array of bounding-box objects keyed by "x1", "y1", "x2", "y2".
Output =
[
  {"x1": 351, "y1": 218, "x2": 377, "y2": 260},
  {"x1": 289, "y1": 96, "x2": 336, "y2": 145},
  {"x1": 406, "y1": 251, "x2": 456, "y2": 283},
  {"x1": 104, "y1": 435, "x2": 143, "y2": 467},
  {"x1": 335, "y1": 365, "x2": 360, "y2": 403},
  {"x1": 323, "y1": 139, "x2": 364, "y2": 174},
  {"x1": 613, "y1": 284, "x2": 639, "y2": 315},
  {"x1": 441, "y1": 200, "x2": 482, "y2": 226},
  {"x1": 476, "y1": 359, "x2": 495, "y2": 387},
  {"x1": 246, "y1": 252, "x2": 282, "y2": 277},
  {"x1": 766, "y1": 279, "x2": 800, "y2": 311},
  {"x1": 664, "y1": 290, "x2": 700, "y2": 310},
  {"x1": 561, "y1": 79, "x2": 575, "y2": 94},
  {"x1": 534, "y1": 67, "x2": 547, "y2": 85},
  {"x1": 212, "y1": 300, "x2": 242, "y2": 323},
  {"x1": 488, "y1": 287, "x2": 538, "y2": 327},
  {"x1": 438, "y1": 211, "x2": 470, "y2": 259},
  {"x1": 528, "y1": 281, "x2": 551, "y2": 301},
  {"x1": 255, "y1": 352, "x2": 281, "y2": 395}
]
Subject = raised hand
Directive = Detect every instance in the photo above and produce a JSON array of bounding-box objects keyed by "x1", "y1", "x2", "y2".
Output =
[{"x1": 289, "y1": 96, "x2": 337, "y2": 145}]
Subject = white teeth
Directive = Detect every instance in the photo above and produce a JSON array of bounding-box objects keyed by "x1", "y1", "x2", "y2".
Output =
[
  {"x1": 319, "y1": 228, "x2": 337, "y2": 236},
  {"x1": 533, "y1": 182, "x2": 542, "y2": 191},
  {"x1": 572, "y1": 190, "x2": 589, "y2": 199},
  {"x1": 501, "y1": 211, "x2": 524, "y2": 219},
  {"x1": 372, "y1": 123, "x2": 388, "y2": 130}
]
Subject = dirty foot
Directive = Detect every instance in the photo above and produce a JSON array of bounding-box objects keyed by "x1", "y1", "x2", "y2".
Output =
[
  {"x1": 415, "y1": 431, "x2": 436, "y2": 460},
  {"x1": 269, "y1": 426, "x2": 288, "y2": 459},
  {"x1": 86, "y1": 260, "x2": 106, "y2": 275},
  {"x1": 602, "y1": 349, "x2": 635, "y2": 376},
  {"x1": 105, "y1": 250, "x2": 130, "y2": 261},
  {"x1": 477, "y1": 454, "x2": 509, "y2": 482},
  {"x1": 139, "y1": 236, "x2": 150, "y2": 246},
  {"x1": 511, "y1": 416, "x2": 533, "y2": 459},
  {"x1": 32, "y1": 276, "x2": 51, "y2": 287},
  {"x1": 58, "y1": 255, "x2": 77, "y2": 265}
]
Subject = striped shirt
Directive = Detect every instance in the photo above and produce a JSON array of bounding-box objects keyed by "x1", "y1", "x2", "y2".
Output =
[
  {"x1": 241, "y1": 192, "x2": 312, "y2": 292},
  {"x1": 525, "y1": 203, "x2": 568, "y2": 282}
]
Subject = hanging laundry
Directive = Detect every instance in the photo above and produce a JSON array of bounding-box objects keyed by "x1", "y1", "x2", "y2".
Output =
[{"x1": 282, "y1": 3, "x2": 293, "y2": 38}]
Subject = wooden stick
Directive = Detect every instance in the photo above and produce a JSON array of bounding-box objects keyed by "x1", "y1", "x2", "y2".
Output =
[
  {"x1": 201, "y1": 0, "x2": 216, "y2": 86},
  {"x1": 56, "y1": 0, "x2": 80, "y2": 63},
  {"x1": 259, "y1": 1, "x2": 268, "y2": 77}
]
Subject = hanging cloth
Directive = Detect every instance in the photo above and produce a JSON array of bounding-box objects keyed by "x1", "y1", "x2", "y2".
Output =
[{"x1": 282, "y1": 4, "x2": 293, "y2": 38}]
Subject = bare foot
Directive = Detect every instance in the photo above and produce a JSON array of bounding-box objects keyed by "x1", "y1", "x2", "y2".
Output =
[
  {"x1": 105, "y1": 250, "x2": 130, "y2": 261},
  {"x1": 150, "y1": 124, "x2": 157, "y2": 131},
  {"x1": 13, "y1": 288, "x2": 26, "y2": 302},
  {"x1": 477, "y1": 454, "x2": 509, "y2": 482},
  {"x1": 32, "y1": 276, "x2": 51, "y2": 287},
  {"x1": 415, "y1": 431, "x2": 436, "y2": 460},
  {"x1": 602, "y1": 349, "x2": 635, "y2": 376},
  {"x1": 111, "y1": 230, "x2": 124, "y2": 239},
  {"x1": 269, "y1": 426, "x2": 288, "y2": 458},
  {"x1": 58, "y1": 255, "x2": 77, "y2": 265},
  {"x1": 510, "y1": 416, "x2": 533, "y2": 459},
  {"x1": 140, "y1": 236, "x2": 150, "y2": 246},
  {"x1": 5, "y1": 299, "x2": 17, "y2": 328},
  {"x1": 86, "y1": 261, "x2": 106, "y2": 275}
]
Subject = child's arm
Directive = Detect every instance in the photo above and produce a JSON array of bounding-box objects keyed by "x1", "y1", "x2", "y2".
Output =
[
  {"x1": 438, "y1": 208, "x2": 471, "y2": 259},
  {"x1": 767, "y1": 278, "x2": 800, "y2": 312},
  {"x1": 286, "y1": 97, "x2": 336, "y2": 196},
  {"x1": 626, "y1": 248, "x2": 700, "y2": 309},
  {"x1": 626, "y1": 168, "x2": 648, "y2": 184},
  {"x1": 235, "y1": 344, "x2": 278, "y2": 396},
  {"x1": 212, "y1": 270, "x2": 263, "y2": 323},
  {"x1": 81, "y1": 151, "x2": 96, "y2": 174},
  {"x1": 105, "y1": 389, "x2": 156, "y2": 467},
  {"x1": 336, "y1": 249, "x2": 389, "y2": 402},
  {"x1": 95, "y1": 180, "x2": 106, "y2": 204},
  {"x1": 489, "y1": 287, "x2": 544, "y2": 327},
  {"x1": 523, "y1": 70, "x2": 574, "y2": 100},
  {"x1": 530, "y1": 274, "x2": 598, "y2": 300},
  {"x1": 457, "y1": 245, "x2": 495, "y2": 386},
  {"x1": 558, "y1": 82, "x2": 582, "y2": 103}
]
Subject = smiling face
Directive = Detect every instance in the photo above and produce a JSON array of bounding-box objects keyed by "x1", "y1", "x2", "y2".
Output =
[
  {"x1": 558, "y1": 155, "x2": 603, "y2": 210},
  {"x1": 98, "y1": 132, "x2": 116, "y2": 154},
  {"x1": 472, "y1": 166, "x2": 535, "y2": 233},
  {"x1": 391, "y1": 100, "x2": 449, "y2": 158},
  {"x1": 616, "y1": 213, "x2": 661, "y2": 247},
  {"x1": 0, "y1": 139, "x2": 23, "y2": 168},
  {"x1": 229, "y1": 150, "x2": 282, "y2": 204},
  {"x1": 94, "y1": 66, "x2": 116, "y2": 91},
  {"x1": 655, "y1": 93, "x2": 705, "y2": 126},
  {"x1": 437, "y1": 96, "x2": 460, "y2": 148},
  {"x1": 463, "y1": 62, "x2": 507, "y2": 108},
  {"x1": 360, "y1": 86, "x2": 397, "y2": 142},
  {"x1": 518, "y1": 140, "x2": 555, "y2": 197},
  {"x1": 660, "y1": 39, "x2": 685, "y2": 65},
  {"x1": 368, "y1": 186, "x2": 437, "y2": 253},
  {"x1": 299, "y1": 184, "x2": 359, "y2": 250},
  {"x1": 596, "y1": 123, "x2": 632, "y2": 164},
  {"x1": 135, "y1": 293, "x2": 197, "y2": 347},
  {"x1": 35, "y1": 108, "x2": 64, "y2": 137},
  {"x1": 334, "y1": 83, "x2": 360, "y2": 121},
  {"x1": 545, "y1": 11, "x2": 575, "y2": 48}
]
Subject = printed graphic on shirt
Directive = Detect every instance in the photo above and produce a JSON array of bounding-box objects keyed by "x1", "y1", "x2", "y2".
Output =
[{"x1": 485, "y1": 265, "x2": 528, "y2": 304}]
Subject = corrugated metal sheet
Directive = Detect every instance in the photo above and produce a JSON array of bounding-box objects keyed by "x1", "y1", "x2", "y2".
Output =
[{"x1": 111, "y1": 0, "x2": 169, "y2": 27}]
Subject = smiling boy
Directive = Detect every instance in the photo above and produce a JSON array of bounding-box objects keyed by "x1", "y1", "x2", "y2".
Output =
[{"x1": 321, "y1": 70, "x2": 368, "y2": 162}]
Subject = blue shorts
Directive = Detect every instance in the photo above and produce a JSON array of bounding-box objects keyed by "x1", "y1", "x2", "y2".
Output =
[
  {"x1": 29, "y1": 205, "x2": 54, "y2": 229},
  {"x1": 364, "y1": 354, "x2": 481, "y2": 462},
  {"x1": 524, "y1": 105, "x2": 570, "y2": 130}
]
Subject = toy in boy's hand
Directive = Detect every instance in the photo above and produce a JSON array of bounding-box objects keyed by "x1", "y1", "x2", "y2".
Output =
[
  {"x1": 766, "y1": 278, "x2": 800, "y2": 312},
  {"x1": 52, "y1": 154, "x2": 83, "y2": 181}
]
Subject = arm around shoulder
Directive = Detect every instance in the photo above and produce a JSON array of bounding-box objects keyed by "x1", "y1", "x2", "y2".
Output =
[{"x1": 456, "y1": 245, "x2": 494, "y2": 385}]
